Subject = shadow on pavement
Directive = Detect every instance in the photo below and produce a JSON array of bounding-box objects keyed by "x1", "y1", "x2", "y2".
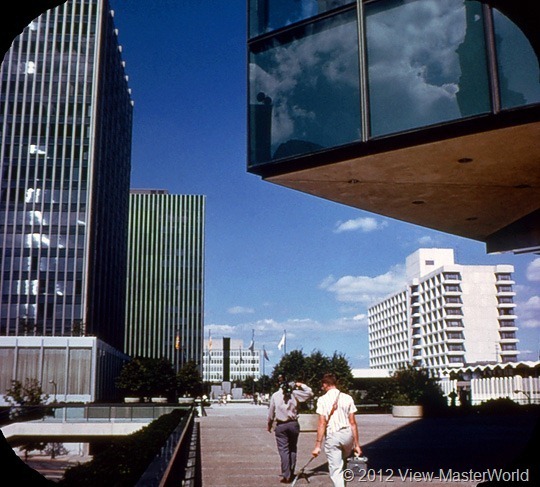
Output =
[{"x1": 360, "y1": 412, "x2": 540, "y2": 484}]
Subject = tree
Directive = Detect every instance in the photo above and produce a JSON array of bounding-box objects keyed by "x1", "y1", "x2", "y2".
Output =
[
  {"x1": 389, "y1": 365, "x2": 446, "y2": 412},
  {"x1": 5, "y1": 379, "x2": 50, "y2": 460},
  {"x1": 5, "y1": 379, "x2": 48, "y2": 407},
  {"x1": 272, "y1": 350, "x2": 353, "y2": 393},
  {"x1": 270, "y1": 350, "x2": 306, "y2": 386},
  {"x1": 116, "y1": 357, "x2": 177, "y2": 399},
  {"x1": 177, "y1": 361, "x2": 203, "y2": 397}
]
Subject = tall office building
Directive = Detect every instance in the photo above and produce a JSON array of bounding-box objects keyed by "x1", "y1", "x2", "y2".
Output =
[
  {"x1": 125, "y1": 190, "x2": 205, "y2": 373},
  {"x1": 368, "y1": 249, "x2": 519, "y2": 374},
  {"x1": 0, "y1": 0, "x2": 132, "y2": 402}
]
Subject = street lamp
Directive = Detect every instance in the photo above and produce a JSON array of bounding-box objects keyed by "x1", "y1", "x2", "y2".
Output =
[{"x1": 49, "y1": 379, "x2": 57, "y2": 403}]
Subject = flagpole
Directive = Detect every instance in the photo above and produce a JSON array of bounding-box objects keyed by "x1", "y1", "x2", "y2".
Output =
[{"x1": 206, "y1": 329, "x2": 211, "y2": 391}]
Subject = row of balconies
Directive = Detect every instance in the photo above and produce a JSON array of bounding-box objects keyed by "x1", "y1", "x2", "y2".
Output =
[
  {"x1": 495, "y1": 274, "x2": 515, "y2": 285},
  {"x1": 496, "y1": 285, "x2": 515, "y2": 295},
  {"x1": 499, "y1": 320, "x2": 518, "y2": 330}
]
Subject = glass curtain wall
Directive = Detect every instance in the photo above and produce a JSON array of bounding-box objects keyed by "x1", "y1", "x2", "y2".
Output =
[
  {"x1": 366, "y1": 0, "x2": 491, "y2": 136},
  {"x1": 248, "y1": 0, "x2": 540, "y2": 166},
  {"x1": 249, "y1": 1, "x2": 360, "y2": 164}
]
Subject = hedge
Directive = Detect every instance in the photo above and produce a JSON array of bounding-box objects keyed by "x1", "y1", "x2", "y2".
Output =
[{"x1": 59, "y1": 408, "x2": 187, "y2": 487}]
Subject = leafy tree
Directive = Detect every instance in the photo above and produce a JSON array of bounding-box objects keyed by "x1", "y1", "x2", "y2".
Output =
[
  {"x1": 5, "y1": 379, "x2": 50, "y2": 459},
  {"x1": 272, "y1": 350, "x2": 353, "y2": 393},
  {"x1": 389, "y1": 365, "x2": 446, "y2": 412},
  {"x1": 258, "y1": 374, "x2": 271, "y2": 395},
  {"x1": 328, "y1": 352, "x2": 354, "y2": 392},
  {"x1": 5, "y1": 379, "x2": 48, "y2": 407},
  {"x1": 177, "y1": 361, "x2": 203, "y2": 397},
  {"x1": 116, "y1": 357, "x2": 177, "y2": 399},
  {"x1": 270, "y1": 350, "x2": 306, "y2": 386}
]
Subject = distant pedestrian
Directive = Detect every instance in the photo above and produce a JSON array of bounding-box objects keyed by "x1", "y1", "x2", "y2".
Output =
[
  {"x1": 267, "y1": 375, "x2": 313, "y2": 484},
  {"x1": 312, "y1": 373, "x2": 362, "y2": 487}
]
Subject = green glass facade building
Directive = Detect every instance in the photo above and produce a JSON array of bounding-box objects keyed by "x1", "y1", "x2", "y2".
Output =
[
  {"x1": 125, "y1": 191, "x2": 205, "y2": 373},
  {"x1": 248, "y1": 0, "x2": 540, "y2": 253}
]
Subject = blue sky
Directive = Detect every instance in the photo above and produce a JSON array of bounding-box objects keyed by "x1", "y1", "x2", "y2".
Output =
[{"x1": 109, "y1": 0, "x2": 540, "y2": 369}]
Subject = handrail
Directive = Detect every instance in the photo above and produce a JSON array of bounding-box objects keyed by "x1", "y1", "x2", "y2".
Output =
[
  {"x1": 158, "y1": 408, "x2": 195, "y2": 487},
  {"x1": 135, "y1": 407, "x2": 199, "y2": 487}
]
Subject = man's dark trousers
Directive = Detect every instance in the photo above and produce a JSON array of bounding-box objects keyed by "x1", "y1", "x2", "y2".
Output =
[{"x1": 275, "y1": 420, "x2": 300, "y2": 480}]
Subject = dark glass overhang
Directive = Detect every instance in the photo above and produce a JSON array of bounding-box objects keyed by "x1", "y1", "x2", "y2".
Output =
[
  {"x1": 254, "y1": 106, "x2": 540, "y2": 253},
  {"x1": 247, "y1": 0, "x2": 540, "y2": 253}
]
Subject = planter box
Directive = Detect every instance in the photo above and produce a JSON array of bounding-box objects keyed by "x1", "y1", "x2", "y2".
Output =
[
  {"x1": 151, "y1": 397, "x2": 168, "y2": 403},
  {"x1": 178, "y1": 397, "x2": 195, "y2": 405},
  {"x1": 298, "y1": 414, "x2": 319, "y2": 432},
  {"x1": 392, "y1": 405, "x2": 423, "y2": 418}
]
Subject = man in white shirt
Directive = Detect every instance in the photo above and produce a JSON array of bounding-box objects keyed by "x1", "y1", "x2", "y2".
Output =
[
  {"x1": 312, "y1": 373, "x2": 362, "y2": 486},
  {"x1": 268, "y1": 375, "x2": 314, "y2": 483}
]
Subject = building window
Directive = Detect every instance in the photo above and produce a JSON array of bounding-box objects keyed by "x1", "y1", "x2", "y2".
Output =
[
  {"x1": 248, "y1": 8, "x2": 361, "y2": 165},
  {"x1": 249, "y1": 0, "x2": 354, "y2": 38},
  {"x1": 366, "y1": 0, "x2": 491, "y2": 137},
  {"x1": 493, "y1": 9, "x2": 540, "y2": 109},
  {"x1": 443, "y1": 272, "x2": 461, "y2": 281}
]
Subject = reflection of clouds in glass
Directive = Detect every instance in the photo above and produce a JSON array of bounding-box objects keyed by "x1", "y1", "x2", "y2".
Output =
[
  {"x1": 264, "y1": 0, "x2": 351, "y2": 34},
  {"x1": 494, "y1": 10, "x2": 540, "y2": 106},
  {"x1": 252, "y1": 16, "x2": 358, "y2": 146},
  {"x1": 367, "y1": 0, "x2": 478, "y2": 133}
]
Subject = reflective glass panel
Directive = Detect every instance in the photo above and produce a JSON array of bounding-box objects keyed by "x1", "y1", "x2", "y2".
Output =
[
  {"x1": 493, "y1": 10, "x2": 540, "y2": 109},
  {"x1": 366, "y1": 0, "x2": 491, "y2": 137},
  {"x1": 249, "y1": 0, "x2": 353, "y2": 37},
  {"x1": 249, "y1": 9, "x2": 361, "y2": 164}
]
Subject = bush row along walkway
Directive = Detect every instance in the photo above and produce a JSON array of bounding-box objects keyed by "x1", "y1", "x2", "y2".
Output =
[{"x1": 199, "y1": 403, "x2": 539, "y2": 487}]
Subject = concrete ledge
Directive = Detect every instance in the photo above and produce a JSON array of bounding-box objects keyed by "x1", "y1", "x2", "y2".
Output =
[{"x1": 1, "y1": 421, "x2": 147, "y2": 442}]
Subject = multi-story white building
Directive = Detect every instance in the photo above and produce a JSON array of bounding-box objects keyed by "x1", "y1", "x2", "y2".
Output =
[
  {"x1": 369, "y1": 249, "x2": 519, "y2": 374},
  {"x1": 202, "y1": 337, "x2": 261, "y2": 383}
]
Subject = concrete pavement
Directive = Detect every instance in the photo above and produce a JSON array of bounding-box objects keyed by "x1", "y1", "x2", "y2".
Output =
[{"x1": 199, "y1": 403, "x2": 539, "y2": 487}]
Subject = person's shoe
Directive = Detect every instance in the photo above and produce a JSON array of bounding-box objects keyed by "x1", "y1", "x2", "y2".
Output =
[{"x1": 279, "y1": 477, "x2": 292, "y2": 484}]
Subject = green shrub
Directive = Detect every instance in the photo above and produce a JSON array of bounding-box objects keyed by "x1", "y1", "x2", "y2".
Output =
[
  {"x1": 476, "y1": 397, "x2": 521, "y2": 415},
  {"x1": 59, "y1": 409, "x2": 187, "y2": 487}
]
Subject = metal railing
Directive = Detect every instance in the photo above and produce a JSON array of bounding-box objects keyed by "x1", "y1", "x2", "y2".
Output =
[{"x1": 136, "y1": 407, "x2": 201, "y2": 487}]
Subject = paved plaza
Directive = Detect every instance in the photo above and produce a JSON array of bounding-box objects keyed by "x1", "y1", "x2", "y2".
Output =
[{"x1": 199, "y1": 403, "x2": 539, "y2": 487}]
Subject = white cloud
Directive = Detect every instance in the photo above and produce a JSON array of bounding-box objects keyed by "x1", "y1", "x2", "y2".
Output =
[
  {"x1": 227, "y1": 306, "x2": 255, "y2": 315},
  {"x1": 206, "y1": 324, "x2": 238, "y2": 335},
  {"x1": 205, "y1": 315, "x2": 368, "y2": 356},
  {"x1": 517, "y1": 295, "x2": 540, "y2": 329},
  {"x1": 320, "y1": 265, "x2": 406, "y2": 304},
  {"x1": 334, "y1": 217, "x2": 387, "y2": 233},
  {"x1": 418, "y1": 235, "x2": 437, "y2": 246},
  {"x1": 526, "y1": 258, "x2": 540, "y2": 281}
]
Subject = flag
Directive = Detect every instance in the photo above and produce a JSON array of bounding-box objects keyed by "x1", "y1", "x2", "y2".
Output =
[
  {"x1": 208, "y1": 332, "x2": 212, "y2": 350},
  {"x1": 263, "y1": 347, "x2": 269, "y2": 361},
  {"x1": 278, "y1": 332, "x2": 286, "y2": 350},
  {"x1": 248, "y1": 329, "x2": 255, "y2": 352}
]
